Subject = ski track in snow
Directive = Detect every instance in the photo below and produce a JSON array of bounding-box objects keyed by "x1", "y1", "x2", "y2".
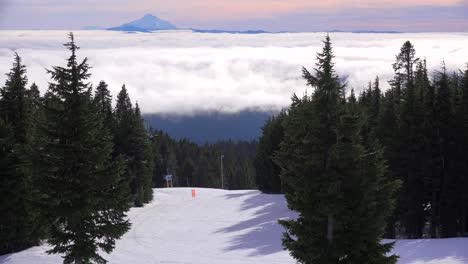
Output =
[{"x1": 1, "y1": 188, "x2": 467, "y2": 264}]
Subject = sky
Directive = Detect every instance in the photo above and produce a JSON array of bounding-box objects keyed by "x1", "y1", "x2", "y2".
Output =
[
  {"x1": 0, "y1": 31, "x2": 466, "y2": 114},
  {"x1": 0, "y1": 0, "x2": 467, "y2": 32}
]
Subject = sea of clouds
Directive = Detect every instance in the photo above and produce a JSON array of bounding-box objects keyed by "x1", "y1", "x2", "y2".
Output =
[{"x1": 0, "y1": 30, "x2": 467, "y2": 114}]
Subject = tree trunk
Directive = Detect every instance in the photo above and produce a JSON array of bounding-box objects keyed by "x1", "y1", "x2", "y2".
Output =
[
  {"x1": 327, "y1": 214, "x2": 334, "y2": 245},
  {"x1": 430, "y1": 190, "x2": 438, "y2": 238}
]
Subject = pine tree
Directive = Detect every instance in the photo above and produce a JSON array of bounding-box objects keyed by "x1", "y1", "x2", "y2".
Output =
[
  {"x1": 433, "y1": 62, "x2": 458, "y2": 237},
  {"x1": 149, "y1": 130, "x2": 167, "y2": 188},
  {"x1": 181, "y1": 158, "x2": 195, "y2": 187},
  {"x1": 378, "y1": 88, "x2": 403, "y2": 238},
  {"x1": 0, "y1": 54, "x2": 43, "y2": 254},
  {"x1": 114, "y1": 85, "x2": 138, "y2": 202},
  {"x1": 276, "y1": 35, "x2": 399, "y2": 263},
  {"x1": 381, "y1": 41, "x2": 428, "y2": 238},
  {"x1": 114, "y1": 87, "x2": 153, "y2": 206},
  {"x1": 94, "y1": 81, "x2": 114, "y2": 132},
  {"x1": 0, "y1": 53, "x2": 30, "y2": 143},
  {"x1": 35, "y1": 33, "x2": 131, "y2": 264},
  {"x1": 254, "y1": 111, "x2": 285, "y2": 193},
  {"x1": 359, "y1": 78, "x2": 381, "y2": 148},
  {"x1": 132, "y1": 103, "x2": 154, "y2": 205},
  {"x1": 399, "y1": 46, "x2": 426, "y2": 239},
  {"x1": 459, "y1": 65, "x2": 468, "y2": 235},
  {"x1": 195, "y1": 155, "x2": 210, "y2": 187},
  {"x1": 328, "y1": 113, "x2": 399, "y2": 264},
  {"x1": 25, "y1": 82, "x2": 43, "y2": 144},
  {"x1": 114, "y1": 84, "x2": 134, "y2": 158},
  {"x1": 450, "y1": 68, "x2": 467, "y2": 237},
  {"x1": 390, "y1": 41, "x2": 418, "y2": 98},
  {"x1": 412, "y1": 59, "x2": 440, "y2": 238}
]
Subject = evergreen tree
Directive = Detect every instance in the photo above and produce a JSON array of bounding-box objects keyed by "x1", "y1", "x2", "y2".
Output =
[
  {"x1": 254, "y1": 111, "x2": 285, "y2": 193},
  {"x1": 382, "y1": 41, "x2": 427, "y2": 238},
  {"x1": 459, "y1": 66, "x2": 468, "y2": 235},
  {"x1": 25, "y1": 82, "x2": 43, "y2": 144},
  {"x1": 359, "y1": 78, "x2": 381, "y2": 148},
  {"x1": 399, "y1": 47, "x2": 426, "y2": 239},
  {"x1": 35, "y1": 33, "x2": 131, "y2": 264},
  {"x1": 276, "y1": 35, "x2": 398, "y2": 263},
  {"x1": 149, "y1": 130, "x2": 168, "y2": 188},
  {"x1": 114, "y1": 85, "x2": 139, "y2": 202},
  {"x1": 0, "y1": 53, "x2": 30, "y2": 143},
  {"x1": 425, "y1": 90, "x2": 440, "y2": 237},
  {"x1": 132, "y1": 103, "x2": 154, "y2": 205},
  {"x1": 94, "y1": 81, "x2": 114, "y2": 132},
  {"x1": 378, "y1": 88, "x2": 402, "y2": 238},
  {"x1": 114, "y1": 84, "x2": 134, "y2": 158},
  {"x1": 328, "y1": 113, "x2": 399, "y2": 264},
  {"x1": 390, "y1": 41, "x2": 418, "y2": 98},
  {"x1": 114, "y1": 87, "x2": 153, "y2": 206},
  {"x1": 0, "y1": 54, "x2": 43, "y2": 254},
  {"x1": 181, "y1": 158, "x2": 195, "y2": 187},
  {"x1": 433, "y1": 62, "x2": 458, "y2": 237},
  {"x1": 194, "y1": 155, "x2": 210, "y2": 187}
]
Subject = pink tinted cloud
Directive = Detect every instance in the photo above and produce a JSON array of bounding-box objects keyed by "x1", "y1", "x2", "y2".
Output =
[
  {"x1": 1, "y1": 0, "x2": 466, "y2": 30},
  {"x1": 130, "y1": 0, "x2": 464, "y2": 20}
]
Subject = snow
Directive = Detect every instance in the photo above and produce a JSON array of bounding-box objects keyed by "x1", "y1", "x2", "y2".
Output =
[{"x1": 1, "y1": 188, "x2": 467, "y2": 264}]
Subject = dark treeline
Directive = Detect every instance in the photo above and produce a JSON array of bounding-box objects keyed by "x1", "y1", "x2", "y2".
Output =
[
  {"x1": 149, "y1": 129, "x2": 257, "y2": 190},
  {"x1": 255, "y1": 36, "x2": 468, "y2": 263},
  {"x1": 0, "y1": 33, "x2": 257, "y2": 263},
  {"x1": 378, "y1": 42, "x2": 468, "y2": 239}
]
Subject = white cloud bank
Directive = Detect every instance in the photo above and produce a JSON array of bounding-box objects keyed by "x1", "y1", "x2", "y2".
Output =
[{"x1": 0, "y1": 30, "x2": 467, "y2": 114}]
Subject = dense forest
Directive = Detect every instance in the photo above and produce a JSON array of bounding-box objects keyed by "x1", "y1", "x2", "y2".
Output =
[
  {"x1": 254, "y1": 36, "x2": 468, "y2": 263},
  {"x1": 0, "y1": 33, "x2": 256, "y2": 263},
  {"x1": 149, "y1": 129, "x2": 256, "y2": 190}
]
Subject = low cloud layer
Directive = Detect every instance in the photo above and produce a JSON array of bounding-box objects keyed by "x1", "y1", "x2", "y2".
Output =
[{"x1": 0, "y1": 30, "x2": 467, "y2": 114}]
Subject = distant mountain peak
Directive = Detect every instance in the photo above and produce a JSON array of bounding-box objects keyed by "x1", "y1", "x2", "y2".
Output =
[{"x1": 108, "y1": 13, "x2": 177, "y2": 32}]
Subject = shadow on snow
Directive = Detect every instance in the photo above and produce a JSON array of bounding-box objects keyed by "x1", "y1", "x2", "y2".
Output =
[
  {"x1": 215, "y1": 191, "x2": 296, "y2": 256},
  {"x1": 388, "y1": 238, "x2": 468, "y2": 264}
]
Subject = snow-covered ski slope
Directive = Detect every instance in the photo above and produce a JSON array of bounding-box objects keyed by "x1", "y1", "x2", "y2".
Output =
[{"x1": 1, "y1": 188, "x2": 468, "y2": 264}]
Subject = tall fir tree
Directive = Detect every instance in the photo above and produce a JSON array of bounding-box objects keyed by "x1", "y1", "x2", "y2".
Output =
[
  {"x1": 433, "y1": 62, "x2": 458, "y2": 237},
  {"x1": 0, "y1": 54, "x2": 43, "y2": 254},
  {"x1": 94, "y1": 81, "x2": 114, "y2": 132},
  {"x1": 359, "y1": 77, "x2": 381, "y2": 148},
  {"x1": 276, "y1": 35, "x2": 399, "y2": 263},
  {"x1": 390, "y1": 41, "x2": 418, "y2": 99},
  {"x1": 383, "y1": 41, "x2": 427, "y2": 238},
  {"x1": 35, "y1": 33, "x2": 131, "y2": 264},
  {"x1": 459, "y1": 65, "x2": 468, "y2": 235},
  {"x1": 114, "y1": 86, "x2": 153, "y2": 206},
  {"x1": 181, "y1": 158, "x2": 195, "y2": 187},
  {"x1": 254, "y1": 111, "x2": 285, "y2": 193},
  {"x1": 0, "y1": 53, "x2": 30, "y2": 143},
  {"x1": 133, "y1": 103, "x2": 154, "y2": 205}
]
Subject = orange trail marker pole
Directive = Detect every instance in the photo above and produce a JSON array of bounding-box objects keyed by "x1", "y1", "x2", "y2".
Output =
[{"x1": 191, "y1": 189, "x2": 196, "y2": 199}]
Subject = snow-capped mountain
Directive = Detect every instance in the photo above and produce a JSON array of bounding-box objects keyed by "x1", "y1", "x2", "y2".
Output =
[{"x1": 108, "y1": 14, "x2": 177, "y2": 32}]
